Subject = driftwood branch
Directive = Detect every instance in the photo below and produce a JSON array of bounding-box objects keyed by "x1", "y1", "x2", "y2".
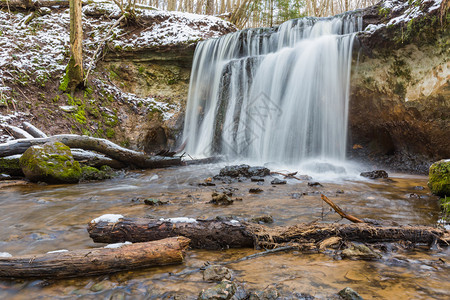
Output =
[
  {"x1": 71, "y1": 149, "x2": 126, "y2": 169},
  {"x1": 88, "y1": 218, "x2": 450, "y2": 250},
  {"x1": 22, "y1": 122, "x2": 47, "y2": 138},
  {"x1": 321, "y1": 194, "x2": 364, "y2": 223},
  {"x1": 0, "y1": 134, "x2": 181, "y2": 169},
  {"x1": 0, "y1": 237, "x2": 190, "y2": 279}
]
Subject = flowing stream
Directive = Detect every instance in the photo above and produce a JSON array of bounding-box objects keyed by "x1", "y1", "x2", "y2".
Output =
[
  {"x1": 183, "y1": 15, "x2": 361, "y2": 170},
  {"x1": 0, "y1": 165, "x2": 449, "y2": 299}
]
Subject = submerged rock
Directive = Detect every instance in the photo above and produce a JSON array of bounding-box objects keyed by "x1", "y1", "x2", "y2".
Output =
[
  {"x1": 249, "y1": 215, "x2": 274, "y2": 224},
  {"x1": 210, "y1": 192, "x2": 234, "y2": 205},
  {"x1": 428, "y1": 159, "x2": 450, "y2": 197},
  {"x1": 341, "y1": 242, "x2": 381, "y2": 260},
  {"x1": 307, "y1": 182, "x2": 323, "y2": 187},
  {"x1": 203, "y1": 265, "x2": 233, "y2": 282},
  {"x1": 19, "y1": 142, "x2": 82, "y2": 183},
  {"x1": 144, "y1": 198, "x2": 169, "y2": 206},
  {"x1": 249, "y1": 188, "x2": 263, "y2": 194},
  {"x1": 198, "y1": 280, "x2": 237, "y2": 300},
  {"x1": 338, "y1": 287, "x2": 363, "y2": 300},
  {"x1": 80, "y1": 165, "x2": 115, "y2": 181},
  {"x1": 360, "y1": 170, "x2": 388, "y2": 179}
]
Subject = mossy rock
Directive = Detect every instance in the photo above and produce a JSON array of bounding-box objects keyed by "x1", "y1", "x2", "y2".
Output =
[
  {"x1": 0, "y1": 155, "x2": 24, "y2": 176},
  {"x1": 80, "y1": 165, "x2": 115, "y2": 181},
  {"x1": 19, "y1": 142, "x2": 82, "y2": 184},
  {"x1": 428, "y1": 159, "x2": 450, "y2": 197}
]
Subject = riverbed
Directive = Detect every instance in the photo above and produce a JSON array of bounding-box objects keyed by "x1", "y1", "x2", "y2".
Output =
[{"x1": 0, "y1": 164, "x2": 449, "y2": 299}]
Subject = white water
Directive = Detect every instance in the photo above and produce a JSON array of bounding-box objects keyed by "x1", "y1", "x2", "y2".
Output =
[{"x1": 183, "y1": 15, "x2": 362, "y2": 173}]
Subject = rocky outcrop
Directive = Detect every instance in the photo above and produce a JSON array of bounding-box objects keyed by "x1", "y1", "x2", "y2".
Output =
[
  {"x1": 428, "y1": 159, "x2": 450, "y2": 197},
  {"x1": 349, "y1": 0, "x2": 449, "y2": 173}
]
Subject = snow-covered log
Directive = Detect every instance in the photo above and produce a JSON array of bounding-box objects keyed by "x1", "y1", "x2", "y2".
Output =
[
  {"x1": 0, "y1": 135, "x2": 181, "y2": 169},
  {"x1": 2, "y1": 125, "x2": 34, "y2": 139},
  {"x1": 88, "y1": 218, "x2": 450, "y2": 250},
  {"x1": 22, "y1": 122, "x2": 47, "y2": 138},
  {"x1": 0, "y1": 237, "x2": 190, "y2": 279}
]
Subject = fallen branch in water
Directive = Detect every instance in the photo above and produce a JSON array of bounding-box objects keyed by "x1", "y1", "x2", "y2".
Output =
[
  {"x1": 321, "y1": 194, "x2": 364, "y2": 223},
  {"x1": 270, "y1": 171, "x2": 310, "y2": 181},
  {"x1": 87, "y1": 217, "x2": 449, "y2": 250},
  {"x1": 0, "y1": 237, "x2": 190, "y2": 279}
]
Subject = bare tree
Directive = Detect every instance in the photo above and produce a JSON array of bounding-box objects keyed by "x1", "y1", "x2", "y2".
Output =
[{"x1": 63, "y1": 0, "x2": 83, "y2": 92}]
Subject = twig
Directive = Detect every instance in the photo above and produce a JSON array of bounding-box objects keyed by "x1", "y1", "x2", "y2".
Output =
[
  {"x1": 84, "y1": 14, "x2": 126, "y2": 86},
  {"x1": 321, "y1": 194, "x2": 364, "y2": 223},
  {"x1": 270, "y1": 171, "x2": 302, "y2": 181}
]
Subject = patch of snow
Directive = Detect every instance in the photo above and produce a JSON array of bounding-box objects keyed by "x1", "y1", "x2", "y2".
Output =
[
  {"x1": 91, "y1": 214, "x2": 124, "y2": 224},
  {"x1": 59, "y1": 106, "x2": 78, "y2": 112},
  {"x1": 229, "y1": 220, "x2": 240, "y2": 224},
  {"x1": 159, "y1": 217, "x2": 198, "y2": 223},
  {"x1": 104, "y1": 241, "x2": 132, "y2": 249},
  {"x1": 364, "y1": 23, "x2": 386, "y2": 33},
  {"x1": 0, "y1": 252, "x2": 12, "y2": 258},
  {"x1": 47, "y1": 249, "x2": 69, "y2": 254}
]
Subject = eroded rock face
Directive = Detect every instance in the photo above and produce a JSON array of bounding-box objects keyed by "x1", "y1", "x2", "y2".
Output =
[
  {"x1": 19, "y1": 142, "x2": 81, "y2": 183},
  {"x1": 349, "y1": 1, "x2": 449, "y2": 173}
]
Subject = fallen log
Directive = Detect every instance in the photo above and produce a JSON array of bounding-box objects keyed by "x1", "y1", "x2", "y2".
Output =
[
  {"x1": 87, "y1": 217, "x2": 450, "y2": 250},
  {"x1": 88, "y1": 217, "x2": 254, "y2": 250},
  {"x1": 0, "y1": 237, "x2": 190, "y2": 279},
  {"x1": 2, "y1": 125, "x2": 34, "y2": 139},
  {"x1": 22, "y1": 122, "x2": 47, "y2": 138},
  {"x1": 0, "y1": 0, "x2": 69, "y2": 9},
  {"x1": 0, "y1": 134, "x2": 181, "y2": 169},
  {"x1": 71, "y1": 149, "x2": 126, "y2": 169}
]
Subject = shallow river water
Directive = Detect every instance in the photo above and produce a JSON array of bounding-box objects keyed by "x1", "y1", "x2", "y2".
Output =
[{"x1": 0, "y1": 164, "x2": 449, "y2": 299}]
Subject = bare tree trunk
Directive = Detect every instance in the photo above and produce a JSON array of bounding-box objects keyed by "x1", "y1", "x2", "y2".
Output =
[
  {"x1": 167, "y1": 0, "x2": 175, "y2": 10},
  {"x1": 205, "y1": 0, "x2": 214, "y2": 14},
  {"x1": 66, "y1": 0, "x2": 84, "y2": 92},
  {"x1": 0, "y1": 0, "x2": 70, "y2": 9},
  {"x1": 0, "y1": 237, "x2": 190, "y2": 279}
]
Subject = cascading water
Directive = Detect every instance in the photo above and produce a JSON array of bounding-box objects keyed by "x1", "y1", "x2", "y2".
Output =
[{"x1": 183, "y1": 15, "x2": 362, "y2": 173}]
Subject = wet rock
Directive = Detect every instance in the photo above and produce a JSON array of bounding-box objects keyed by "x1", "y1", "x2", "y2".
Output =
[
  {"x1": 271, "y1": 178, "x2": 286, "y2": 185},
  {"x1": 80, "y1": 165, "x2": 115, "y2": 181},
  {"x1": 318, "y1": 237, "x2": 342, "y2": 250},
  {"x1": 338, "y1": 287, "x2": 363, "y2": 300},
  {"x1": 203, "y1": 265, "x2": 233, "y2": 282},
  {"x1": 336, "y1": 189, "x2": 345, "y2": 194},
  {"x1": 360, "y1": 170, "x2": 388, "y2": 179},
  {"x1": 413, "y1": 186, "x2": 425, "y2": 190},
  {"x1": 291, "y1": 193, "x2": 303, "y2": 199},
  {"x1": 200, "y1": 177, "x2": 216, "y2": 186},
  {"x1": 307, "y1": 182, "x2": 323, "y2": 187},
  {"x1": 210, "y1": 192, "x2": 234, "y2": 205},
  {"x1": 341, "y1": 242, "x2": 381, "y2": 260},
  {"x1": 219, "y1": 165, "x2": 251, "y2": 177},
  {"x1": 249, "y1": 188, "x2": 263, "y2": 194},
  {"x1": 251, "y1": 176, "x2": 265, "y2": 182},
  {"x1": 428, "y1": 159, "x2": 450, "y2": 197},
  {"x1": 249, "y1": 215, "x2": 274, "y2": 224},
  {"x1": 408, "y1": 193, "x2": 421, "y2": 199},
  {"x1": 144, "y1": 198, "x2": 169, "y2": 206},
  {"x1": 247, "y1": 166, "x2": 270, "y2": 177},
  {"x1": 19, "y1": 142, "x2": 82, "y2": 184},
  {"x1": 248, "y1": 288, "x2": 279, "y2": 300},
  {"x1": 218, "y1": 165, "x2": 270, "y2": 178},
  {"x1": 198, "y1": 280, "x2": 237, "y2": 300},
  {"x1": 0, "y1": 156, "x2": 24, "y2": 177}
]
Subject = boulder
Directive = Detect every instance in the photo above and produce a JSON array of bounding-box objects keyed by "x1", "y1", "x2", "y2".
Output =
[
  {"x1": 19, "y1": 142, "x2": 82, "y2": 183},
  {"x1": 338, "y1": 287, "x2": 363, "y2": 300},
  {"x1": 360, "y1": 170, "x2": 388, "y2": 179},
  {"x1": 428, "y1": 159, "x2": 450, "y2": 197}
]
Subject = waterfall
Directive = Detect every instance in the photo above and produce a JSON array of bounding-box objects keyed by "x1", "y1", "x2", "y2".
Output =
[{"x1": 183, "y1": 15, "x2": 362, "y2": 170}]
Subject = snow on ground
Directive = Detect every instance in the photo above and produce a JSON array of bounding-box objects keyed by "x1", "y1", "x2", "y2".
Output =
[
  {"x1": 364, "y1": 0, "x2": 442, "y2": 33},
  {"x1": 93, "y1": 79, "x2": 180, "y2": 121},
  {"x1": 0, "y1": 111, "x2": 30, "y2": 143},
  {"x1": 0, "y1": 252, "x2": 12, "y2": 258},
  {"x1": 47, "y1": 249, "x2": 69, "y2": 254}
]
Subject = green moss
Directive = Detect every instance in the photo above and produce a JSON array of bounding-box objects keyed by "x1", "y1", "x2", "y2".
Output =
[
  {"x1": 80, "y1": 165, "x2": 114, "y2": 181},
  {"x1": 378, "y1": 7, "x2": 390, "y2": 18},
  {"x1": 0, "y1": 156, "x2": 23, "y2": 176},
  {"x1": 59, "y1": 70, "x2": 70, "y2": 92},
  {"x1": 52, "y1": 95, "x2": 60, "y2": 103},
  {"x1": 428, "y1": 160, "x2": 450, "y2": 197},
  {"x1": 440, "y1": 196, "x2": 450, "y2": 222},
  {"x1": 105, "y1": 128, "x2": 115, "y2": 138},
  {"x1": 19, "y1": 142, "x2": 82, "y2": 183}
]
